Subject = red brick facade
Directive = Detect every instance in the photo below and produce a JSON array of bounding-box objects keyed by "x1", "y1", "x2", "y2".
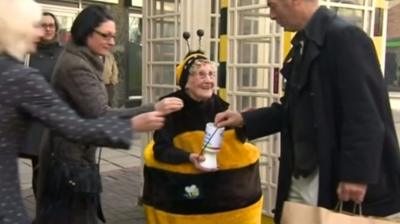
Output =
[{"x1": 388, "y1": 3, "x2": 400, "y2": 40}]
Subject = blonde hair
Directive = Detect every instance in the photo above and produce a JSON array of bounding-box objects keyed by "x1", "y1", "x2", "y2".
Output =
[{"x1": 0, "y1": 0, "x2": 42, "y2": 61}]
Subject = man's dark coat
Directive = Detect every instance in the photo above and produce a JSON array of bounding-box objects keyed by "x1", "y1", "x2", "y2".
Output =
[{"x1": 242, "y1": 7, "x2": 400, "y2": 223}]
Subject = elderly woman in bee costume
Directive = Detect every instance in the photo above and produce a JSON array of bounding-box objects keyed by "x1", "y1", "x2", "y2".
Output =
[{"x1": 142, "y1": 31, "x2": 263, "y2": 224}]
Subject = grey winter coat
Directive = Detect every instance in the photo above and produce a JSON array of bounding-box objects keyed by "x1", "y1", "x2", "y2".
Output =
[{"x1": 35, "y1": 42, "x2": 153, "y2": 224}]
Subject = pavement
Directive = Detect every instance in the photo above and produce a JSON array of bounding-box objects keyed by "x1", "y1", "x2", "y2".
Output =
[
  {"x1": 19, "y1": 110, "x2": 400, "y2": 224},
  {"x1": 19, "y1": 134, "x2": 148, "y2": 224}
]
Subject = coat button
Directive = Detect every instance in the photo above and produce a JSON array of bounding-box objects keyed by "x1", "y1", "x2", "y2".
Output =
[{"x1": 69, "y1": 180, "x2": 76, "y2": 186}]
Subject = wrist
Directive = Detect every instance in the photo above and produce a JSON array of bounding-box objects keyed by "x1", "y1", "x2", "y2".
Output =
[{"x1": 238, "y1": 113, "x2": 246, "y2": 128}]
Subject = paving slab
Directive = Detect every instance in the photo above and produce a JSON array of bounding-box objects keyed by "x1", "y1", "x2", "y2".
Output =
[{"x1": 22, "y1": 167, "x2": 146, "y2": 224}]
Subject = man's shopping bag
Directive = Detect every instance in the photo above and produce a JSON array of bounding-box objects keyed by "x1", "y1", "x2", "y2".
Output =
[{"x1": 281, "y1": 201, "x2": 400, "y2": 224}]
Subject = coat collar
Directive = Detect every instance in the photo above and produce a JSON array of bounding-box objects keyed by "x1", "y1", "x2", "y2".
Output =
[
  {"x1": 303, "y1": 6, "x2": 337, "y2": 47},
  {"x1": 64, "y1": 42, "x2": 104, "y2": 75},
  {"x1": 282, "y1": 7, "x2": 337, "y2": 90}
]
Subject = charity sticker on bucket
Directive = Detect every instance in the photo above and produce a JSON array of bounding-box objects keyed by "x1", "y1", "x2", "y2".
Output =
[
  {"x1": 200, "y1": 122, "x2": 225, "y2": 169},
  {"x1": 202, "y1": 122, "x2": 225, "y2": 150}
]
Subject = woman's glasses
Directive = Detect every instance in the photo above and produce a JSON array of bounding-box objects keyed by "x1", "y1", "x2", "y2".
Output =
[
  {"x1": 94, "y1": 30, "x2": 116, "y2": 41},
  {"x1": 194, "y1": 71, "x2": 216, "y2": 79},
  {"x1": 41, "y1": 23, "x2": 55, "y2": 29}
]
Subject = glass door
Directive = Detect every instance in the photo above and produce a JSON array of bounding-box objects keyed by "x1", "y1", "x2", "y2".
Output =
[
  {"x1": 142, "y1": 0, "x2": 181, "y2": 105},
  {"x1": 228, "y1": 0, "x2": 283, "y2": 216}
]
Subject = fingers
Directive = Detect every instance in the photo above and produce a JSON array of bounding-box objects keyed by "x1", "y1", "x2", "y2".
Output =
[
  {"x1": 147, "y1": 111, "x2": 165, "y2": 130},
  {"x1": 131, "y1": 111, "x2": 165, "y2": 132},
  {"x1": 198, "y1": 155, "x2": 205, "y2": 162},
  {"x1": 337, "y1": 182, "x2": 367, "y2": 204},
  {"x1": 215, "y1": 119, "x2": 230, "y2": 129},
  {"x1": 214, "y1": 111, "x2": 235, "y2": 127},
  {"x1": 189, "y1": 154, "x2": 217, "y2": 172},
  {"x1": 337, "y1": 182, "x2": 349, "y2": 202},
  {"x1": 214, "y1": 112, "x2": 228, "y2": 127},
  {"x1": 214, "y1": 111, "x2": 244, "y2": 128},
  {"x1": 155, "y1": 97, "x2": 184, "y2": 115},
  {"x1": 241, "y1": 107, "x2": 256, "y2": 113}
]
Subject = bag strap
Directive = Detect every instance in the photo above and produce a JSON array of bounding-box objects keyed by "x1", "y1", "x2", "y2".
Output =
[
  {"x1": 96, "y1": 147, "x2": 102, "y2": 164},
  {"x1": 335, "y1": 201, "x2": 363, "y2": 216}
]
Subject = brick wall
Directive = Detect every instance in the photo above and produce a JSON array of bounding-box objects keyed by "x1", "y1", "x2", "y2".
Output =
[{"x1": 388, "y1": 4, "x2": 400, "y2": 40}]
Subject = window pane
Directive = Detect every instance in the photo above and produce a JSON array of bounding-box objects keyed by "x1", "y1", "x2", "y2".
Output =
[
  {"x1": 229, "y1": 11, "x2": 236, "y2": 36},
  {"x1": 210, "y1": 41, "x2": 217, "y2": 61},
  {"x1": 237, "y1": 8, "x2": 269, "y2": 35},
  {"x1": 332, "y1": 7, "x2": 364, "y2": 29},
  {"x1": 151, "y1": 65, "x2": 175, "y2": 85},
  {"x1": 152, "y1": 41, "x2": 175, "y2": 61},
  {"x1": 235, "y1": 68, "x2": 272, "y2": 92},
  {"x1": 331, "y1": 0, "x2": 365, "y2": 6},
  {"x1": 151, "y1": 87, "x2": 176, "y2": 101},
  {"x1": 273, "y1": 37, "x2": 281, "y2": 64},
  {"x1": 237, "y1": 38, "x2": 272, "y2": 64},
  {"x1": 385, "y1": 49, "x2": 400, "y2": 91},
  {"x1": 152, "y1": 16, "x2": 175, "y2": 38},
  {"x1": 238, "y1": 0, "x2": 267, "y2": 6},
  {"x1": 234, "y1": 95, "x2": 270, "y2": 111},
  {"x1": 152, "y1": 0, "x2": 176, "y2": 15},
  {"x1": 129, "y1": 16, "x2": 142, "y2": 43},
  {"x1": 365, "y1": 10, "x2": 372, "y2": 35},
  {"x1": 374, "y1": 8, "x2": 384, "y2": 36},
  {"x1": 211, "y1": 0, "x2": 217, "y2": 13},
  {"x1": 131, "y1": 0, "x2": 143, "y2": 7},
  {"x1": 211, "y1": 17, "x2": 217, "y2": 38}
]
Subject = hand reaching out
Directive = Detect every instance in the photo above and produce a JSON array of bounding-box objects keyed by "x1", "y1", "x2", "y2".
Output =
[
  {"x1": 155, "y1": 97, "x2": 184, "y2": 115},
  {"x1": 214, "y1": 110, "x2": 244, "y2": 128},
  {"x1": 131, "y1": 111, "x2": 165, "y2": 132}
]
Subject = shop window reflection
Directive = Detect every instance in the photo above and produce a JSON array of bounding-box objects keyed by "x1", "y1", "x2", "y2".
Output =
[
  {"x1": 331, "y1": 0, "x2": 366, "y2": 6},
  {"x1": 332, "y1": 7, "x2": 364, "y2": 30},
  {"x1": 127, "y1": 15, "x2": 143, "y2": 107},
  {"x1": 385, "y1": 48, "x2": 400, "y2": 91}
]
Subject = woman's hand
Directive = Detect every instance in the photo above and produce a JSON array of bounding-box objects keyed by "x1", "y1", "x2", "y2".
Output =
[
  {"x1": 189, "y1": 153, "x2": 218, "y2": 172},
  {"x1": 155, "y1": 97, "x2": 184, "y2": 115}
]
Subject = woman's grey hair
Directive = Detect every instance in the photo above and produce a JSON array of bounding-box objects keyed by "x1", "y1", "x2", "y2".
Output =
[
  {"x1": 189, "y1": 59, "x2": 217, "y2": 76},
  {"x1": 0, "y1": 0, "x2": 42, "y2": 61}
]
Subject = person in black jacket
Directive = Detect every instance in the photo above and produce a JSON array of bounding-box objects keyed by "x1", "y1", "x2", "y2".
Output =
[
  {"x1": 29, "y1": 12, "x2": 63, "y2": 81},
  {"x1": 21, "y1": 12, "x2": 63, "y2": 198},
  {"x1": 215, "y1": 1, "x2": 400, "y2": 223}
]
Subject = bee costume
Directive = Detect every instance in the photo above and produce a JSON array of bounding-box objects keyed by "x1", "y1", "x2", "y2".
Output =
[{"x1": 142, "y1": 31, "x2": 263, "y2": 224}]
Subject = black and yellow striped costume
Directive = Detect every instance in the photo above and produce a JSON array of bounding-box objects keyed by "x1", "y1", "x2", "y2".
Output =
[{"x1": 142, "y1": 90, "x2": 263, "y2": 224}]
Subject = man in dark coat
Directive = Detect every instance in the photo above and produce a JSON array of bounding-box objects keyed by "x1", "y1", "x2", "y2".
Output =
[{"x1": 215, "y1": 0, "x2": 400, "y2": 223}]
